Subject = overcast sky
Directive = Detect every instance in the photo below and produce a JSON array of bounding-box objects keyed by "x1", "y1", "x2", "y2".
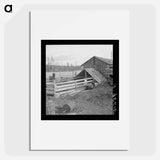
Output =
[{"x1": 46, "y1": 45, "x2": 113, "y2": 66}]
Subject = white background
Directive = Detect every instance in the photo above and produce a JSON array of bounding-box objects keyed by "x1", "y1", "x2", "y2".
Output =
[
  {"x1": 0, "y1": 0, "x2": 159, "y2": 159},
  {"x1": 31, "y1": 10, "x2": 129, "y2": 150}
]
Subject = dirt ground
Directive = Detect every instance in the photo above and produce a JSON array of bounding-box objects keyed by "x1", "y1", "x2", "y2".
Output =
[{"x1": 46, "y1": 82, "x2": 113, "y2": 115}]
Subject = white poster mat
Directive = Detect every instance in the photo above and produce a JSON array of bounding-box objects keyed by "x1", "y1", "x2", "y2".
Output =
[{"x1": 31, "y1": 10, "x2": 129, "y2": 150}]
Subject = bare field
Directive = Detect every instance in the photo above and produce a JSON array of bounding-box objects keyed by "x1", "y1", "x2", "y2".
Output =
[
  {"x1": 46, "y1": 82, "x2": 113, "y2": 115},
  {"x1": 46, "y1": 70, "x2": 81, "y2": 82}
]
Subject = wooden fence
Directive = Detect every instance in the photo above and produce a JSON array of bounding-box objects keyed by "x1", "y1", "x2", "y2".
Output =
[{"x1": 46, "y1": 77, "x2": 93, "y2": 97}]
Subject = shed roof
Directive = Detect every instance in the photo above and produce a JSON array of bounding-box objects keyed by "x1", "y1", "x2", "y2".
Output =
[
  {"x1": 84, "y1": 68, "x2": 106, "y2": 83},
  {"x1": 81, "y1": 56, "x2": 113, "y2": 66},
  {"x1": 75, "y1": 68, "x2": 106, "y2": 83},
  {"x1": 95, "y1": 56, "x2": 113, "y2": 64}
]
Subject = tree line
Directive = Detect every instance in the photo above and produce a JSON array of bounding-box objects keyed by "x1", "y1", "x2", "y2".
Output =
[{"x1": 46, "y1": 64, "x2": 81, "y2": 72}]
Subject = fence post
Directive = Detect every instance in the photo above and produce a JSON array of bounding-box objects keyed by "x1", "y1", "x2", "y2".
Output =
[
  {"x1": 85, "y1": 78, "x2": 87, "y2": 86},
  {"x1": 52, "y1": 73, "x2": 56, "y2": 97},
  {"x1": 75, "y1": 81, "x2": 77, "y2": 90},
  {"x1": 53, "y1": 80, "x2": 56, "y2": 96}
]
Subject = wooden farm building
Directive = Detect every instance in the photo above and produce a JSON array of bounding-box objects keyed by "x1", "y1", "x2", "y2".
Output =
[
  {"x1": 76, "y1": 56, "x2": 113, "y2": 83},
  {"x1": 46, "y1": 56, "x2": 113, "y2": 96}
]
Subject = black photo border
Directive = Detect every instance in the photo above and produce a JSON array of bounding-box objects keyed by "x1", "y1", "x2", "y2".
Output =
[{"x1": 41, "y1": 40, "x2": 119, "y2": 120}]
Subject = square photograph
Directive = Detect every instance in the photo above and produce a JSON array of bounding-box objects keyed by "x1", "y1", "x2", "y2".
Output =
[{"x1": 41, "y1": 40, "x2": 119, "y2": 120}]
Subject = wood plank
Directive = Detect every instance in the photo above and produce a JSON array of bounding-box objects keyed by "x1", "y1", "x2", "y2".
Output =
[
  {"x1": 55, "y1": 84, "x2": 87, "y2": 92},
  {"x1": 56, "y1": 77, "x2": 93, "y2": 85},
  {"x1": 56, "y1": 83, "x2": 76, "y2": 89},
  {"x1": 56, "y1": 85, "x2": 76, "y2": 92},
  {"x1": 46, "y1": 77, "x2": 93, "y2": 96},
  {"x1": 56, "y1": 87, "x2": 85, "y2": 96}
]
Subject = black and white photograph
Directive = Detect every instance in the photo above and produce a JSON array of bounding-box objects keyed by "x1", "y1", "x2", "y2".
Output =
[
  {"x1": 41, "y1": 40, "x2": 119, "y2": 120},
  {"x1": 31, "y1": 10, "x2": 129, "y2": 150}
]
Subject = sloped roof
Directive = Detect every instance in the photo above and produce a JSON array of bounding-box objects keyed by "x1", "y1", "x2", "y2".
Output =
[
  {"x1": 95, "y1": 56, "x2": 113, "y2": 64},
  {"x1": 76, "y1": 68, "x2": 106, "y2": 83},
  {"x1": 81, "y1": 56, "x2": 112, "y2": 66},
  {"x1": 85, "y1": 68, "x2": 106, "y2": 83}
]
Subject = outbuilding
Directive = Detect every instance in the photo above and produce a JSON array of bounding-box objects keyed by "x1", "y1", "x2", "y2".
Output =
[{"x1": 76, "y1": 56, "x2": 113, "y2": 84}]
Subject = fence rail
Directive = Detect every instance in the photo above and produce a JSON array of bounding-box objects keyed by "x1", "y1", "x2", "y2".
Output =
[{"x1": 46, "y1": 77, "x2": 93, "y2": 96}]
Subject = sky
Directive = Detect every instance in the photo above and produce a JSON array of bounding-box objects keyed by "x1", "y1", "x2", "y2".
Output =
[{"x1": 46, "y1": 45, "x2": 113, "y2": 66}]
